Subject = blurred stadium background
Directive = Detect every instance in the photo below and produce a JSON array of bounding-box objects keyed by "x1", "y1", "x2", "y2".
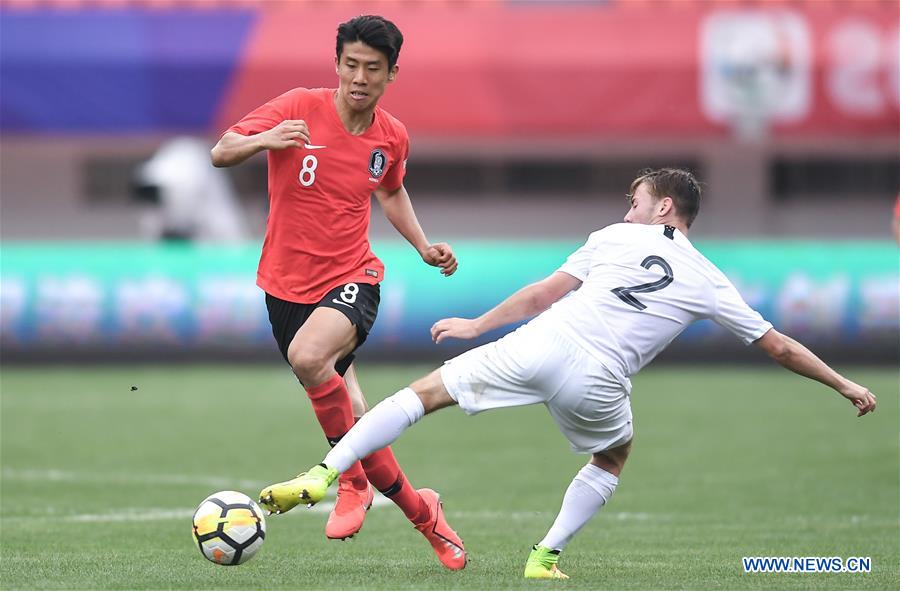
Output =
[
  {"x1": 2, "y1": 0, "x2": 898, "y2": 363},
  {"x1": 1, "y1": 0, "x2": 898, "y2": 589}
]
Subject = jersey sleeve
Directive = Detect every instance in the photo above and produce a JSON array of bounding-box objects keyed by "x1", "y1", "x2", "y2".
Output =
[
  {"x1": 227, "y1": 88, "x2": 302, "y2": 136},
  {"x1": 557, "y1": 233, "x2": 598, "y2": 281},
  {"x1": 380, "y1": 126, "x2": 409, "y2": 192},
  {"x1": 712, "y1": 274, "x2": 773, "y2": 345}
]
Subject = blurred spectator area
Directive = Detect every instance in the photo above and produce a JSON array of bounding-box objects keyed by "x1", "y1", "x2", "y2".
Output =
[
  {"x1": 1, "y1": 0, "x2": 898, "y2": 240},
  {"x1": 2, "y1": 1, "x2": 895, "y2": 8}
]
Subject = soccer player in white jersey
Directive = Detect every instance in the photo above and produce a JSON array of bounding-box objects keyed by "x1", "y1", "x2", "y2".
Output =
[{"x1": 274, "y1": 168, "x2": 877, "y2": 579}]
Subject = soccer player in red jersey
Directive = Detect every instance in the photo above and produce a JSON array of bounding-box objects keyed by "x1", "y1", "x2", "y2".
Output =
[{"x1": 210, "y1": 16, "x2": 465, "y2": 569}]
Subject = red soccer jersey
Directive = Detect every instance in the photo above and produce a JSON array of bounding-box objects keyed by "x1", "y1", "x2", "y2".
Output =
[{"x1": 228, "y1": 87, "x2": 409, "y2": 303}]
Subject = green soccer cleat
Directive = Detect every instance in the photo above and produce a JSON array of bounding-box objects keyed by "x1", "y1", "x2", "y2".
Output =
[
  {"x1": 258, "y1": 464, "x2": 339, "y2": 515},
  {"x1": 524, "y1": 544, "x2": 570, "y2": 579}
]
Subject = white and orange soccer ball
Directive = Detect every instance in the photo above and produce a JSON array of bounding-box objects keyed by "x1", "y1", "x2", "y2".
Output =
[{"x1": 191, "y1": 490, "x2": 266, "y2": 565}]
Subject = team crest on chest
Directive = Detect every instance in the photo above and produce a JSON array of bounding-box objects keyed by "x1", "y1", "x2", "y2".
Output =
[{"x1": 368, "y1": 148, "x2": 388, "y2": 178}]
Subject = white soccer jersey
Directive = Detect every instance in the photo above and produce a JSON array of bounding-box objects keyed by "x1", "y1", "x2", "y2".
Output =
[{"x1": 530, "y1": 223, "x2": 772, "y2": 388}]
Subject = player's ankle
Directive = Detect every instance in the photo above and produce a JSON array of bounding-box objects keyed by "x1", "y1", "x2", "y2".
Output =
[{"x1": 410, "y1": 493, "x2": 431, "y2": 525}]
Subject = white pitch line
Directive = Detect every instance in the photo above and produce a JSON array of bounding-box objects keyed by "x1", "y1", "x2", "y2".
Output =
[
  {"x1": 445, "y1": 509, "x2": 548, "y2": 521},
  {"x1": 1, "y1": 467, "x2": 267, "y2": 491},
  {"x1": 0, "y1": 469, "x2": 738, "y2": 527},
  {"x1": 65, "y1": 509, "x2": 196, "y2": 523},
  {"x1": 610, "y1": 511, "x2": 668, "y2": 521},
  {"x1": 9, "y1": 501, "x2": 886, "y2": 529},
  {"x1": 1, "y1": 467, "x2": 396, "y2": 524},
  {"x1": 3, "y1": 496, "x2": 396, "y2": 525},
  {"x1": 1, "y1": 468, "x2": 392, "y2": 508},
  {"x1": 446, "y1": 509, "x2": 671, "y2": 522}
]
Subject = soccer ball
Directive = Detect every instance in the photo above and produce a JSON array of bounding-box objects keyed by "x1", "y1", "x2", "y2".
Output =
[{"x1": 191, "y1": 490, "x2": 266, "y2": 565}]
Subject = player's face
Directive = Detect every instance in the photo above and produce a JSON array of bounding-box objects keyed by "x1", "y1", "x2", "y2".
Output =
[
  {"x1": 623, "y1": 182, "x2": 660, "y2": 225},
  {"x1": 335, "y1": 42, "x2": 397, "y2": 113}
]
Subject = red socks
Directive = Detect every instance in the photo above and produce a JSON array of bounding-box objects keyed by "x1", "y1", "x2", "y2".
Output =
[
  {"x1": 306, "y1": 373, "x2": 428, "y2": 524},
  {"x1": 360, "y1": 446, "x2": 429, "y2": 524},
  {"x1": 305, "y1": 373, "x2": 368, "y2": 489}
]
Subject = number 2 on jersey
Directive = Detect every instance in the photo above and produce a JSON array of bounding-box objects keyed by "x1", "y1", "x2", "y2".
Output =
[{"x1": 611, "y1": 255, "x2": 674, "y2": 311}]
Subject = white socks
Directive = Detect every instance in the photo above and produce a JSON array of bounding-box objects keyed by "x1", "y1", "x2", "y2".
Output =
[
  {"x1": 323, "y1": 387, "x2": 425, "y2": 473},
  {"x1": 538, "y1": 463, "x2": 619, "y2": 551}
]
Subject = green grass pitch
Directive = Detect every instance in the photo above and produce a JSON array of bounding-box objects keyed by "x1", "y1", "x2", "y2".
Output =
[{"x1": 1, "y1": 364, "x2": 897, "y2": 590}]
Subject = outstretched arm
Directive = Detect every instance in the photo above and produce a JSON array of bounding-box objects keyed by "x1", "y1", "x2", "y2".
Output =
[
  {"x1": 432, "y1": 272, "x2": 582, "y2": 343},
  {"x1": 374, "y1": 184, "x2": 457, "y2": 276},
  {"x1": 754, "y1": 328, "x2": 877, "y2": 417}
]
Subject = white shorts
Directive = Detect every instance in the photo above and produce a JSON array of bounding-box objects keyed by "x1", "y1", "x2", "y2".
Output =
[{"x1": 440, "y1": 322, "x2": 633, "y2": 454}]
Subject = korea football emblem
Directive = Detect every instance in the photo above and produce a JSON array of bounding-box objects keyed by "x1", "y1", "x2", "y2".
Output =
[{"x1": 368, "y1": 148, "x2": 387, "y2": 178}]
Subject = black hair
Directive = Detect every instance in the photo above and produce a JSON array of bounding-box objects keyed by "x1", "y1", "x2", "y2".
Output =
[
  {"x1": 336, "y1": 15, "x2": 403, "y2": 69},
  {"x1": 629, "y1": 168, "x2": 703, "y2": 228}
]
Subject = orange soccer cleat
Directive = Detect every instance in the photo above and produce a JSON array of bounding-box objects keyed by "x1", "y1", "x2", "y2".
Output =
[
  {"x1": 326, "y1": 477, "x2": 374, "y2": 540},
  {"x1": 413, "y1": 488, "x2": 467, "y2": 570}
]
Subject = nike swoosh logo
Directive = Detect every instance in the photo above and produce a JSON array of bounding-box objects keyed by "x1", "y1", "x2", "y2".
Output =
[
  {"x1": 443, "y1": 540, "x2": 464, "y2": 558},
  {"x1": 331, "y1": 299, "x2": 353, "y2": 308},
  {"x1": 304, "y1": 144, "x2": 327, "y2": 150}
]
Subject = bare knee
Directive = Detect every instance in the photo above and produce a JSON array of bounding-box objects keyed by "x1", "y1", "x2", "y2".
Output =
[
  {"x1": 409, "y1": 369, "x2": 456, "y2": 414},
  {"x1": 591, "y1": 439, "x2": 632, "y2": 477},
  {"x1": 288, "y1": 346, "x2": 334, "y2": 386}
]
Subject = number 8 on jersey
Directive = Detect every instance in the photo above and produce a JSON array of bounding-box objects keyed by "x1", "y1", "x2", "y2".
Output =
[{"x1": 299, "y1": 155, "x2": 318, "y2": 187}]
